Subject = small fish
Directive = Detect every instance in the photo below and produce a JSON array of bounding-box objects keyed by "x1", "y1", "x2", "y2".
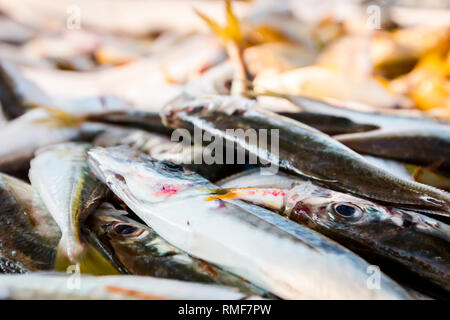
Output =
[
  {"x1": 0, "y1": 60, "x2": 51, "y2": 119},
  {"x1": 87, "y1": 146, "x2": 412, "y2": 299},
  {"x1": 87, "y1": 203, "x2": 270, "y2": 297},
  {"x1": 0, "y1": 273, "x2": 261, "y2": 300},
  {"x1": 214, "y1": 169, "x2": 450, "y2": 297},
  {"x1": 93, "y1": 125, "x2": 245, "y2": 182},
  {"x1": 161, "y1": 94, "x2": 450, "y2": 215},
  {"x1": 335, "y1": 127, "x2": 450, "y2": 172},
  {"x1": 0, "y1": 95, "x2": 130, "y2": 174},
  {"x1": 0, "y1": 173, "x2": 61, "y2": 273},
  {"x1": 29, "y1": 142, "x2": 119, "y2": 275},
  {"x1": 93, "y1": 127, "x2": 174, "y2": 155},
  {"x1": 278, "y1": 93, "x2": 448, "y2": 130},
  {"x1": 86, "y1": 110, "x2": 172, "y2": 135},
  {"x1": 279, "y1": 111, "x2": 378, "y2": 135}
]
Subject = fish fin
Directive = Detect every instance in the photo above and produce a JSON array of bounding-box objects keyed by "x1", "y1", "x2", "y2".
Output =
[
  {"x1": 194, "y1": 1, "x2": 243, "y2": 45},
  {"x1": 54, "y1": 238, "x2": 120, "y2": 276},
  {"x1": 194, "y1": 0, "x2": 244, "y2": 44},
  {"x1": 201, "y1": 187, "x2": 241, "y2": 201},
  {"x1": 204, "y1": 187, "x2": 288, "y2": 212},
  {"x1": 224, "y1": 0, "x2": 244, "y2": 44},
  {"x1": 29, "y1": 104, "x2": 86, "y2": 128}
]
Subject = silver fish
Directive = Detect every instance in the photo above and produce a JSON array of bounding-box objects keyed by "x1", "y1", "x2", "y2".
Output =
[
  {"x1": 87, "y1": 203, "x2": 271, "y2": 297},
  {"x1": 0, "y1": 173, "x2": 61, "y2": 273},
  {"x1": 161, "y1": 94, "x2": 450, "y2": 216},
  {"x1": 215, "y1": 169, "x2": 450, "y2": 297},
  {"x1": 29, "y1": 142, "x2": 119, "y2": 275},
  {"x1": 0, "y1": 273, "x2": 261, "y2": 300},
  {"x1": 87, "y1": 146, "x2": 412, "y2": 299}
]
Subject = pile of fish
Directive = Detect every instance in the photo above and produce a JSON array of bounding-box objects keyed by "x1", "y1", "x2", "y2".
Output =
[{"x1": 0, "y1": 0, "x2": 449, "y2": 300}]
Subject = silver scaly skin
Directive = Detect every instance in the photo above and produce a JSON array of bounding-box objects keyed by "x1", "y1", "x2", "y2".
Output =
[{"x1": 87, "y1": 146, "x2": 412, "y2": 299}]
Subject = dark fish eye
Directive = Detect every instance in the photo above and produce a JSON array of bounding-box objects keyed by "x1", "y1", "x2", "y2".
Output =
[
  {"x1": 112, "y1": 223, "x2": 143, "y2": 237},
  {"x1": 161, "y1": 161, "x2": 184, "y2": 172},
  {"x1": 331, "y1": 203, "x2": 363, "y2": 221}
]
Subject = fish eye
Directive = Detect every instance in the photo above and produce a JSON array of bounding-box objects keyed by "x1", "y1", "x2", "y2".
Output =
[
  {"x1": 112, "y1": 222, "x2": 143, "y2": 237},
  {"x1": 161, "y1": 161, "x2": 184, "y2": 172},
  {"x1": 331, "y1": 203, "x2": 363, "y2": 221}
]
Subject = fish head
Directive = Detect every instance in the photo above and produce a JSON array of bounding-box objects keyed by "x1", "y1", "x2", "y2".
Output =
[
  {"x1": 161, "y1": 94, "x2": 255, "y2": 128},
  {"x1": 88, "y1": 146, "x2": 211, "y2": 205},
  {"x1": 87, "y1": 204, "x2": 154, "y2": 258},
  {"x1": 286, "y1": 181, "x2": 405, "y2": 233},
  {"x1": 285, "y1": 182, "x2": 450, "y2": 257}
]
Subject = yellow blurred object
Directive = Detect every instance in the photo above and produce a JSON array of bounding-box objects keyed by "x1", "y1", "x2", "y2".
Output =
[
  {"x1": 244, "y1": 42, "x2": 316, "y2": 75},
  {"x1": 390, "y1": 50, "x2": 450, "y2": 119},
  {"x1": 195, "y1": 0, "x2": 244, "y2": 46},
  {"x1": 254, "y1": 65, "x2": 412, "y2": 109}
]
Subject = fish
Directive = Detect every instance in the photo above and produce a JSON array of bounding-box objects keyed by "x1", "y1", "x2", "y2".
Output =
[
  {"x1": 213, "y1": 169, "x2": 450, "y2": 298},
  {"x1": 279, "y1": 111, "x2": 378, "y2": 135},
  {"x1": 335, "y1": 127, "x2": 450, "y2": 172},
  {"x1": 86, "y1": 110, "x2": 172, "y2": 136},
  {"x1": 0, "y1": 95, "x2": 130, "y2": 174},
  {"x1": 16, "y1": 33, "x2": 226, "y2": 111},
  {"x1": 0, "y1": 273, "x2": 261, "y2": 300},
  {"x1": 93, "y1": 126, "x2": 174, "y2": 155},
  {"x1": 87, "y1": 146, "x2": 412, "y2": 299},
  {"x1": 161, "y1": 94, "x2": 450, "y2": 215},
  {"x1": 277, "y1": 93, "x2": 448, "y2": 130},
  {"x1": 0, "y1": 173, "x2": 61, "y2": 273},
  {"x1": 90, "y1": 107, "x2": 379, "y2": 137},
  {"x1": 0, "y1": 60, "x2": 51, "y2": 119},
  {"x1": 362, "y1": 155, "x2": 450, "y2": 192},
  {"x1": 29, "y1": 142, "x2": 119, "y2": 275},
  {"x1": 87, "y1": 203, "x2": 270, "y2": 297},
  {"x1": 0, "y1": 109, "x2": 102, "y2": 174},
  {"x1": 252, "y1": 65, "x2": 412, "y2": 109},
  {"x1": 93, "y1": 125, "x2": 246, "y2": 182}
]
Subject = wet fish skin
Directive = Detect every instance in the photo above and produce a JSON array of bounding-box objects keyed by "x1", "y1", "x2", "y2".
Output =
[
  {"x1": 93, "y1": 125, "x2": 246, "y2": 182},
  {"x1": 217, "y1": 169, "x2": 450, "y2": 297},
  {"x1": 282, "y1": 94, "x2": 448, "y2": 130},
  {"x1": 87, "y1": 146, "x2": 412, "y2": 299},
  {"x1": 29, "y1": 142, "x2": 113, "y2": 273},
  {"x1": 93, "y1": 127, "x2": 174, "y2": 155},
  {"x1": 0, "y1": 173, "x2": 61, "y2": 273},
  {"x1": 0, "y1": 273, "x2": 261, "y2": 300},
  {"x1": 335, "y1": 128, "x2": 450, "y2": 172},
  {"x1": 279, "y1": 111, "x2": 378, "y2": 135},
  {"x1": 0, "y1": 60, "x2": 51, "y2": 119},
  {"x1": 87, "y1": 107, "x2": 377, "y2": 136},
  {"x1": 86, "y1": 110, "x2": 172, "y2": 135},
  {"x1": 87, "y1": 203, "x2": 270, "y2": 297},
  {"x1": 0, "y1": 94, "x2": 131, "y2": 175},
  {"x1": 161, "y1": 94, "x2": 450, "y2": 214},
  {"x1": 0, "y1": 109, "x2": 105, "y2": 174}
]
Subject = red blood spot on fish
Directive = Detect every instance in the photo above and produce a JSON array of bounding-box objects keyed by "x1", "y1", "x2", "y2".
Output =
[
  {"x1": 292, "y1": 202, "x2": 311, "y2": 219},
  {"x1": 154, "y1": 184, "x2": 179, "y2": 196},
  {"x1": 198, "y1": 64, "x2": 212, "y2": 74}
]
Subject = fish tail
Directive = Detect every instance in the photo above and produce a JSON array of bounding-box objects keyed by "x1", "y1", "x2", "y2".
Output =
[
  {"x1": 194, "y1": 0, "x2": 243, "y2": 45},
  {"x1": 54, "y1": 236, "x2": 120, "y2": 275},
  {"x1": 29, "y1": 104, "x2": 86, "y2": 128}
]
